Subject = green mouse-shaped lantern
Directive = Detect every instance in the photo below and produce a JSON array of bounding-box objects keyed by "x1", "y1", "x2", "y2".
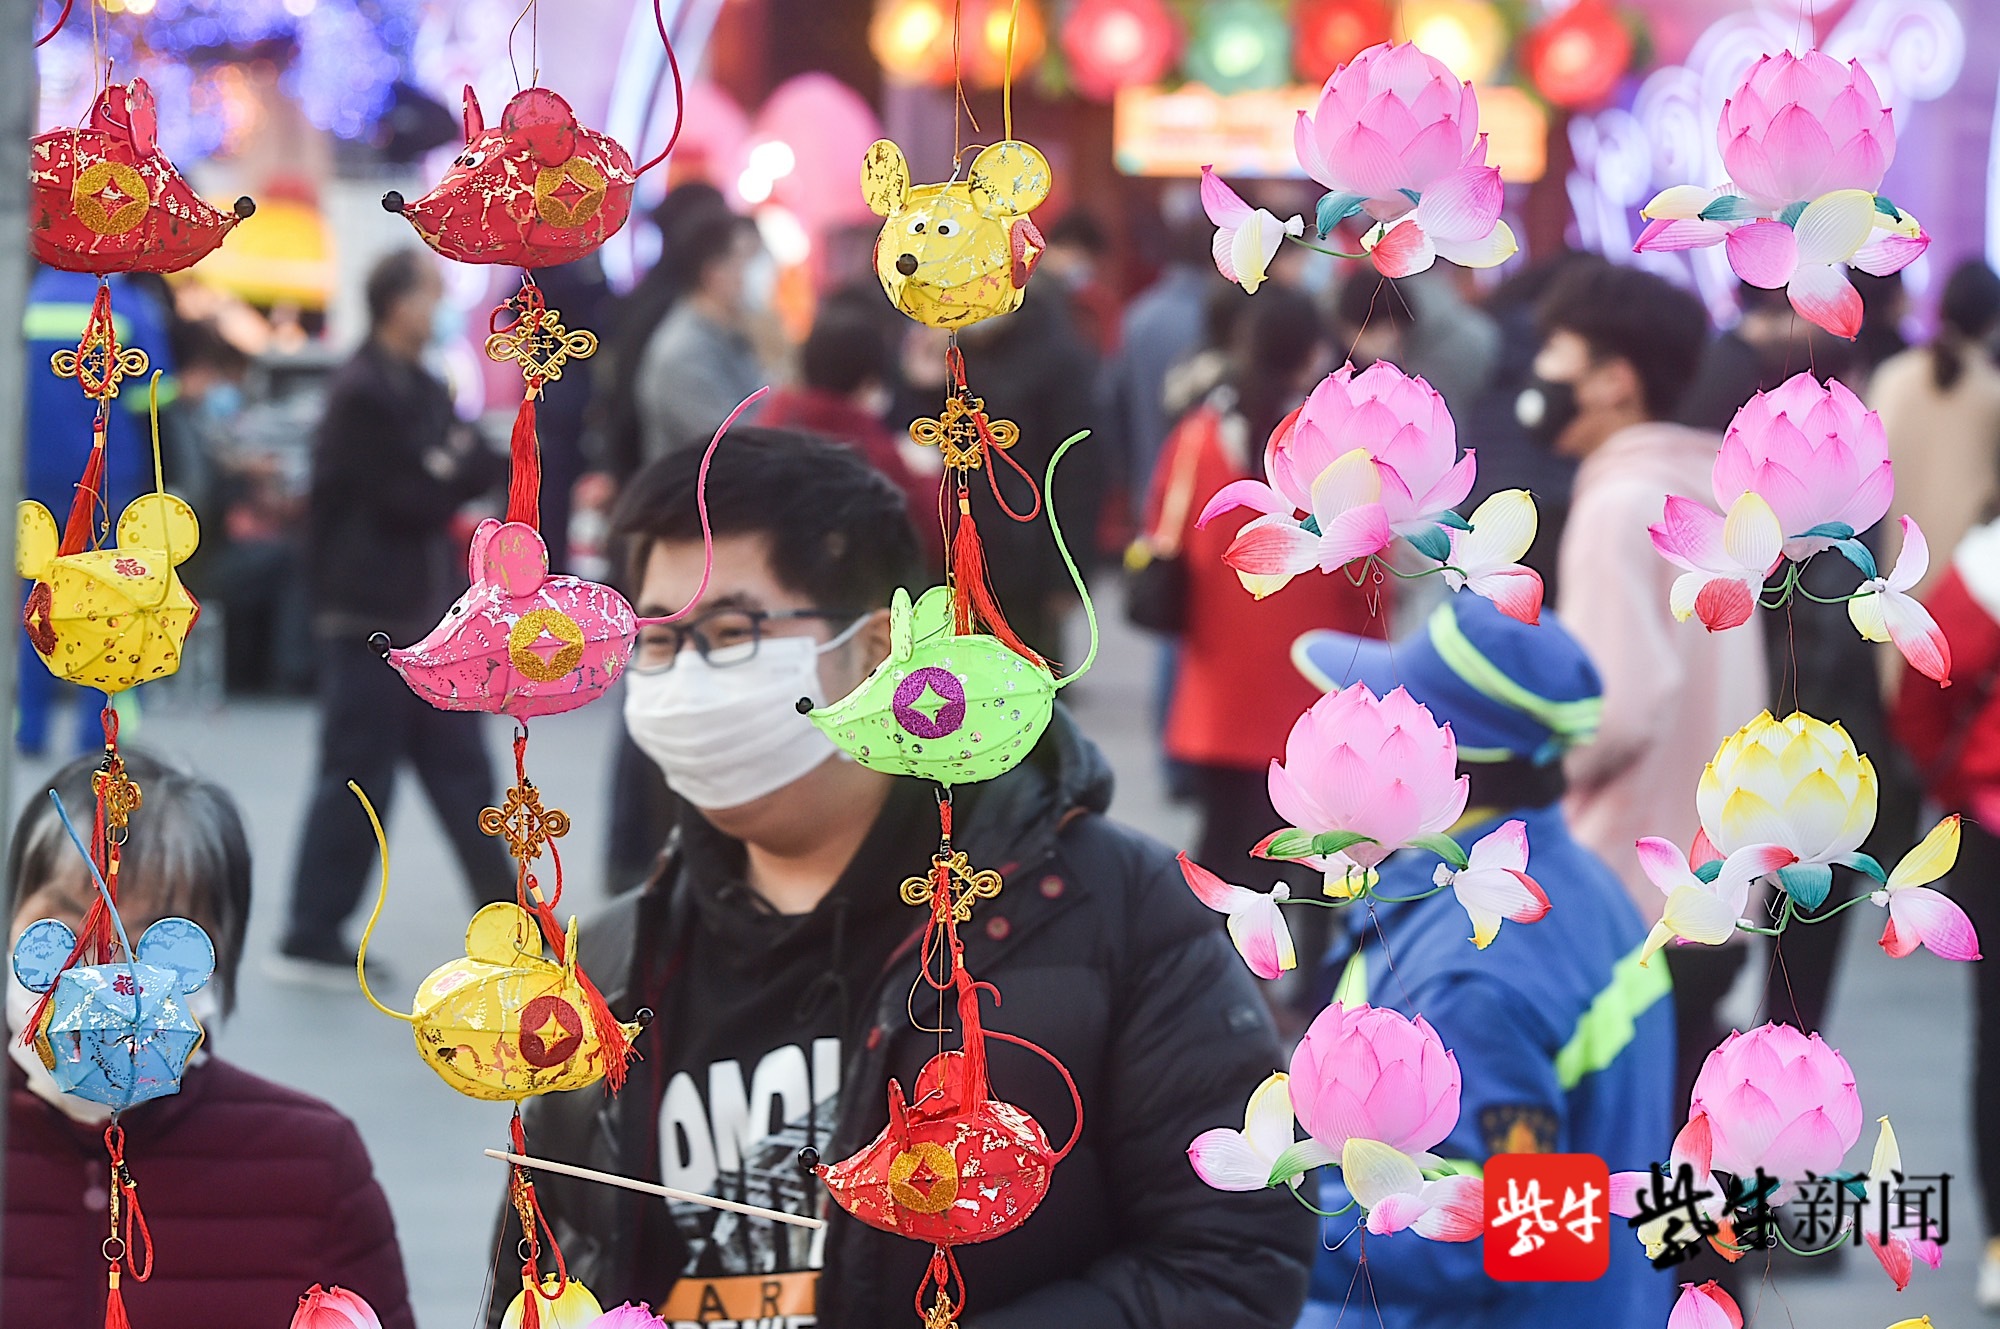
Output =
[{"x1": 802, "y1": 432, "x2": 1096, "y2": 786}]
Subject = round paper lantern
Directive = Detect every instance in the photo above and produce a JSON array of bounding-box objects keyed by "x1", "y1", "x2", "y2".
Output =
[
  {"x1": 1185, "y1": 0, "x2": 1291, "y2": 94},
  {"x1": 1522, "y1": 0, "x2": 1633, "y2": 109},
  {"x1": 871, "y1": 0, "x2": 957, "y2": 86},
  {"x1": 1394, "y1": 0, "x2": 1508, "y2": 85},
  {"x1": 1062, "y1": 0, "x2": 1182, "y2": 101},
  {"x1": 1293, "y1": 0, "x2": 1391, "y2": 85},
  {"x1": 965, "y1": 0, "x2": 1048, "y2": 88}
]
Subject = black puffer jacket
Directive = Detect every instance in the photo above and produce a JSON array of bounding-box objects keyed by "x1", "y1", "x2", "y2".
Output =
[
  {"x1": 487, "y1": 709, "x2": 1314, "y2": 1328},
  {"x1": 307, "y1": 340, "x2": 505, "y2": 639}
]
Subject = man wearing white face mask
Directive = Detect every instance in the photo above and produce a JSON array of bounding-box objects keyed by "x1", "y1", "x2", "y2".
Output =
[
  {"x1": 6, "y1": 751, "x2": 415, "y2": 1327},
  {"x1": 489, "y1": 431, "x2": 1313, "y2": 1329}
]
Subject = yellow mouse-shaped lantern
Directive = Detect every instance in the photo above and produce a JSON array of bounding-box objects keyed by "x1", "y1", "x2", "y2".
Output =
[
  {"x1": 364, "y1": 901, "x2": 640, "y2": 1102},
  {"x1": 18, "y1": 491, "x2": 198, "y2": 693},
  {"x1": 863, "y1": 138, "x2": 1052, "y2": 330}
]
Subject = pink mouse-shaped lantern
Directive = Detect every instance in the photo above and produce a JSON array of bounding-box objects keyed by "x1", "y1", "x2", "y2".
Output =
[
  {"x1": 374, "y1": 389, "x2": 754, "y2": 719},
  {"x1": 375, "y1": 519, "x2": 642, "y2": 719}
]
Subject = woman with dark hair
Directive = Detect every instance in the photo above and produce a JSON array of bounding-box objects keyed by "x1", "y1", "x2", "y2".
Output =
[
  {"x1": 1869, "y1": 258, "x2": 2000, "y2": 596},
  {"x1": 5, "y1": 751, "x2": 415, "y2": 1328},
  {"x1": 1141, "y1": 285, "x2": 1382, "y2": 894}
]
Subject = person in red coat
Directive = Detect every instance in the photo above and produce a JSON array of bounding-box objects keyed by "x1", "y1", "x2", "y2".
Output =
[
  {"x1": 5, "y1": 750, "x2": 415, "y2": 1329},
  {"x1": 1144, "y1": 285, "x2": 1385, "y2": 884},
  {"x1": 1891, "y1": 513, "x2": 2000, "y2": 1309}
]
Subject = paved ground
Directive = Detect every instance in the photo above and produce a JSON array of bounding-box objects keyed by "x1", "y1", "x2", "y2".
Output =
[{"x1": 15, "y1": 591, "x2": 1987, "y2": 1329}]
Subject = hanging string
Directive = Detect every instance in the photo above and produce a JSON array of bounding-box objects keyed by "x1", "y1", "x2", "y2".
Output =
[
  {"x1": 102, "y1": 1122, "x2": 153, "y2": 1329},
  {"x1": 506, "y1": 0, "x2": 537, "y2": 92},
  {"x1": 33, "y1": 0, "x2": 75, "y2": 46},
  {"x1": 632, "y1": 387, "x2": 768, "y2": 629},
  {"x1": 502, "y1": 731, "x2": 632, "y2": 1090},
  {"x1": 508, "y1": 1110, "x2": 569, "y2": 1329},
  {"x1": 21, "y1": 771, "x2": 137, "y2": 1047},
  {"x1": 633, "y1": 0, "x2": 688, "y2": 176},
  {"x1": 1001, "y1": 0, "x2": 1020, "y2": 142}
]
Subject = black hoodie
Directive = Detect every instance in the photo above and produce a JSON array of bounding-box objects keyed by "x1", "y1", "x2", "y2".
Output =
[{"x1": 489, "y1": 708, "x2": 1315, "y2": 1329}]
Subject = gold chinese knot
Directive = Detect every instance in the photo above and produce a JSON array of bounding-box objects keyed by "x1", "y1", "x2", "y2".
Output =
[
  {"x1": 51, "y1": 321, "x2": 149, "y2": 402},
  {"x1": 93, "y1": 754, "x2": 142, "y2": 839},
  {"x1": 899, "y1": 851, "x2": 1003, "y2": 921},
  {"x1": 922, "y1": 1291, "x2": 960, "y2": 1329},
  {"x1": 909, "y1": 393, "x2": 1020, "y2": 472},
  {"x1": 484, "y1": 306, "x2": 597, "y2": 390},
  {"x1": 479, "y1": 781, "x2": 571, "y2": 863}
]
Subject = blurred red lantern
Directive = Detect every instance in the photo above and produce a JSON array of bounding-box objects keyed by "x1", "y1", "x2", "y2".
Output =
[
  {"x1": 1522, "y1": 0, "x2": 1633, "y2": 110},
  {"x1": 1063, "y1": 0, "x2": 1182, "y2": 101},
  {"x1": 1293, "y1": 0, "x2": 1391, "y2": 85}
]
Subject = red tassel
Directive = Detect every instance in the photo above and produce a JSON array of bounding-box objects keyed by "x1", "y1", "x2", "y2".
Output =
[
  {"x1": 506, "y1": 383, "x2": 542, "y2": 530},
  {"x1": 105, "y1": 1269, "x2": 129, "y2": 1329},
  {"x1": 524, "y1": 899, "x2": 631, "y2": 1093},
  {"x1": 950, "y1": 497, "x2": 1043, "y2": 667},
  {"x1": 61, "y1": 419, "x2": 107, "y2": 555}
]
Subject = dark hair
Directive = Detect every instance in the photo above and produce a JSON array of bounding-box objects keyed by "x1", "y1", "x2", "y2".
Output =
[
  {"x1": 801, "y1": 297, "x2": 892, "y2": 396},
  {"x1": 1538, "y1": 258, "x2": 1709, "y2": 419},
  {"x1": 594, "y1": 195, "x2": 758, "y2": 478},
  {"x1": 1234, "y1": 284, "x2": 1324, "y2": 447},
  {"x1": 169, "y1": 319, "x2": 251, "y2": 376},
  {"x1": 7, "y1": 750, "x2": 251, "y2": 1015},
  {"x1": 610, "y1": 426, "x2": 923, "y2": 609},
  {"x1": 364, "y1": 248, "x2": 433, "y2": 328},
  {"x1": 1931, "y1": 260, "x2": 2000, "y2": 392}
]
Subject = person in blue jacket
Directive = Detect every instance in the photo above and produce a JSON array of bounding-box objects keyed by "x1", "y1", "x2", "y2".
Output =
[
  {"x1": 20, "y1": 268, "x2": 175, "y2": 755},
  {"x1": 1292, "y1": 594, "x2": 1677, "y2": 1329}
]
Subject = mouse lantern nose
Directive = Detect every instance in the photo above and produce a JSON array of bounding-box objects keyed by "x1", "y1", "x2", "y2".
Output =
[{"x1": 895, "y1": 253, "x2": 919, "y2": 277}]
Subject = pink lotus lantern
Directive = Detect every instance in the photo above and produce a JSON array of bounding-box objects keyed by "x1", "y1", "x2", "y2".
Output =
[
  {"x1": 1291, "y1": 41, "x2": 1516, "y2": 276},
  {"x1": 290, "y1": 1286, "x2": 383, "y2": 1329},
  {"x1": 1645, "y1": 373, "x2": 1949, "y2": 683},
  {"x1": 1713, "y1": 374, "x2": 1892, "y2": 559},
  {"x1": 1189, "y1": 1004, "x2": 1480, "y2": 1241},
  {"x1": 1194, "y1": 360, "x2": 1541, "y2": 619},
  {"x1": 1690, "y1": 1023, "x2": 1863, "y2": 1185},
  {"x1": 1634, "y1": 51, "x2": 1927, "y2": 338},
  {"x1": 1289, "y1": 1002, "x2": 1461, "y2": 1154},
  {"x1": 1720, "y1": 52, "x2": 1896, "y2": 209},
  {"x1": 1263, "y1": 683, "x2": 1467, "y2": 874}
]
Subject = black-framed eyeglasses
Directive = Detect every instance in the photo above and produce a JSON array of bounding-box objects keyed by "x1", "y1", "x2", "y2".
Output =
[{"x1": 630, "y1": 607, "x2": 863, "y2": 672}]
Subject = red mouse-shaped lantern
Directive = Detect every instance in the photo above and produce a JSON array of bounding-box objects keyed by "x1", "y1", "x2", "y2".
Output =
[
  {"x1": 376, "y1": 0, "x2": 685, "y2": 586},
  {"x1": 383, "y1": 85, "x2": 637, "y2": 269},
  {"x1": 31, "y1": 77, "x2": 255, "y2": 274},
  {"x1": 805, "y1": 812, "x2": 1081, "y2": 1329}
]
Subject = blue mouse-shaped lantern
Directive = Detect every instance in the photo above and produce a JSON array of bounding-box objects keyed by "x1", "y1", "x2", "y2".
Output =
[{"x1": 12, "y1": 913, "x2": 214, "y2": 1110}]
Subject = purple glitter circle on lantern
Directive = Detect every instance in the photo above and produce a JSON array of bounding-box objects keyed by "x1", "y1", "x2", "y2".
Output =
[{"x1": 892, "y1": 666, "x2": 968, "y2": 739}]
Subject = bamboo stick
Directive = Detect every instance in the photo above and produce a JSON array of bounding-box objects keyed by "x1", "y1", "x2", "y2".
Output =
[{"x1": 484, "y1": 1149, "x2": 827, "y2": 1230}]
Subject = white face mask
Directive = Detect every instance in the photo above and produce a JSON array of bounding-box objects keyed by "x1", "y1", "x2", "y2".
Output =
[
  {"x1": 5, "y1": 968, "x2": 221, "y2": 1124},
  {"x1": 624, "y1": 619, "x2": 866, "y2": 811}
]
